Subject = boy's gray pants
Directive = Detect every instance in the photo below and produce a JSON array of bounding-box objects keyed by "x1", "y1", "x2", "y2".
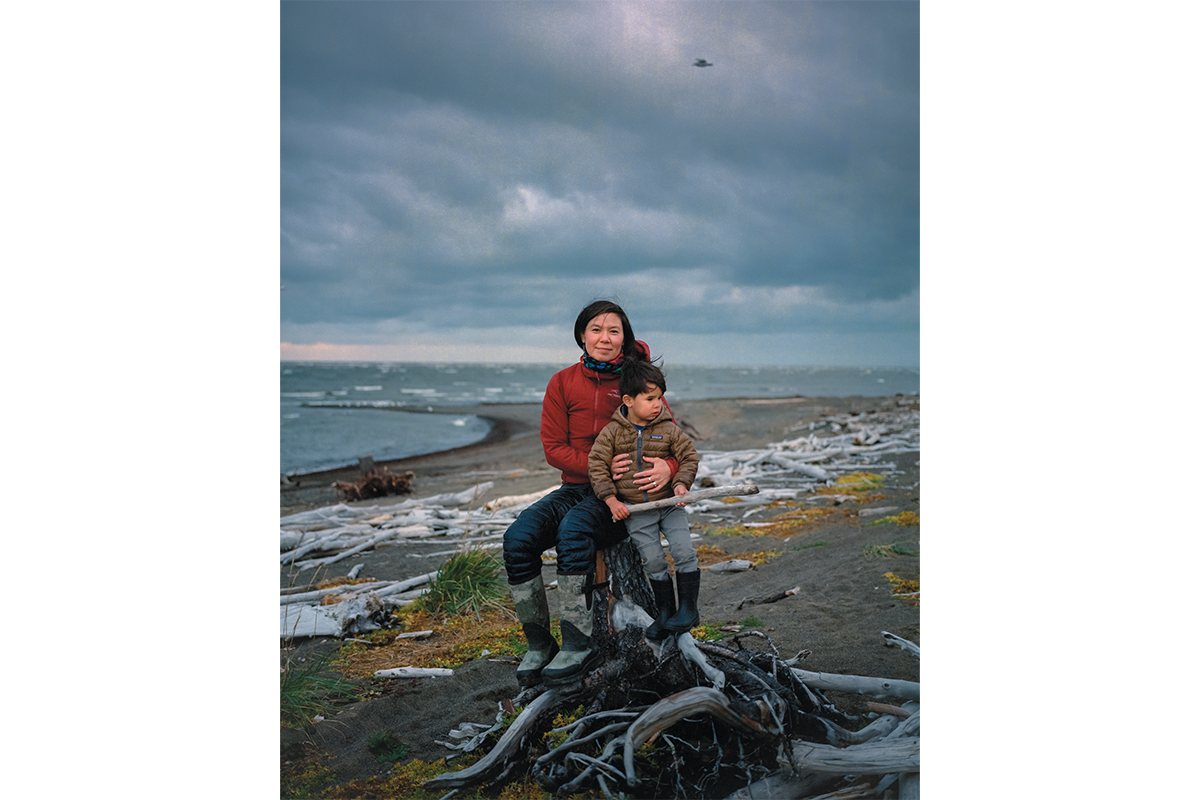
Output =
[{"x1": 625, "y1": 505, "x2": 697, "y2": 581}]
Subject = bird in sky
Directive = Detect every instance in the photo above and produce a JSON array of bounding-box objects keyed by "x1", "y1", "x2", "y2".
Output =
[{"x1": 693, "y1": 59, "x2": 713, "y2": 67}]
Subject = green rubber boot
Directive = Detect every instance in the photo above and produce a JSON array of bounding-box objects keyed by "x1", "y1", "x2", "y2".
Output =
[
  {"x1": 541, "y1": 573, "x2": 598, "y2": 685},
  {"x1": 509, "y1": 578, "x2": 559, "y2": 688}
]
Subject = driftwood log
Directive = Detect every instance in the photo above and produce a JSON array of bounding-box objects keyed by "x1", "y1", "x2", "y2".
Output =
[
  {"x1": 621, "y1": 482, "x2": 760, "y2": 514},
  {"x1": 422, "y1": 531, "x2": 920, "y2": 799}
]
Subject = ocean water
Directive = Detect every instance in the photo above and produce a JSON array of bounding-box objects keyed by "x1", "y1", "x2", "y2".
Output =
[{"x1": 280, "y1": 362, "x2": 919, "y2": 476}]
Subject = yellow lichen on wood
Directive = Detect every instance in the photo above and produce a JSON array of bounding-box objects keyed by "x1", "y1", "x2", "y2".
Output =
[
  {"x1": 868, "y1": 510, "x2": 920, "y2": 527},
  {"x1": 836, "y1": 472, "x2": 885, "y2": 487},
  {"x1": 737, "y1": 549, "x2": 781, "y2": 566},
  {"x1": 682, "y1": 544, "x2": 780, "y2": 568},
  {"x1": 332, "y1": 606, "x2": 527, "y2": 678},
  {"x1": 883, "y1": 572, "x2": 920, "y2": 606},
  {"x1": 814, "y1": 472, "x2": 886, "y2": 504}
]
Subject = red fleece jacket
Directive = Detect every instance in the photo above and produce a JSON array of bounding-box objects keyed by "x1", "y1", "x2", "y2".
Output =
[{"x1": 541, "y1": 341, "x2": 675, "y2": 484}]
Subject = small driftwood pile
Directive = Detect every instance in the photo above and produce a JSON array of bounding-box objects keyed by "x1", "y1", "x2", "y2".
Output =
[
  {"x1": 332, "y1": 467, "x2": 415, "y2": 501},
  {"x1": 280, "y1": 482, "x2": 502, "y2": 571},
  {"x1": 689, "y1": 404, "x2": 920, "y2": 524},
  {"x1": 421, "y1": 538, "x2": 920, "y2": 800}
]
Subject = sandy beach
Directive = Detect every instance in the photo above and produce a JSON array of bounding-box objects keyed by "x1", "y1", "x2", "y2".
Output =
[{"x1": 281, "y1": 394, "x2": 920, "y2": 795}]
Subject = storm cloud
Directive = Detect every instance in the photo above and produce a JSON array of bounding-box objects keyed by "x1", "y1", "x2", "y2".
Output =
[{"x1": 281, "y1": 1, "x2": 919, "y2": 366}]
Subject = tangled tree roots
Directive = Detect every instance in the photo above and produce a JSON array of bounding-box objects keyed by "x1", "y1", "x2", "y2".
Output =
[
  {"x1": 332, "y1": 468, "x2": 414, "y2": 501},
  {"x1": 422, "y1": 543, "x2": 920, "y2": 799}
]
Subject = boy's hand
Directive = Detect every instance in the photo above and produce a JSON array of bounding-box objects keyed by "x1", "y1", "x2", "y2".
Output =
[
  {"x1": 673, "y1": 484, "x2": 689, "y2": 507},
  {"x1": 606, "y1": 496, "x2": 630, "y2": 521}
]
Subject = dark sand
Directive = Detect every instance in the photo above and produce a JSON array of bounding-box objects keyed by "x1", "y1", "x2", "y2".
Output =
[{"x1": 281, "y1": 395, "x2": 920, "y2": 792}]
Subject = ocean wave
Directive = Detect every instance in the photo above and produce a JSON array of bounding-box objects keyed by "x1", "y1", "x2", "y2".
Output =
[{"x1": 304, "y1": 400, "x2": 409, "y2": 408}]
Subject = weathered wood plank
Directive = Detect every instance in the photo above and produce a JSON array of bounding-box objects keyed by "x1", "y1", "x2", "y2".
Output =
[{"x1": 791, "y1": 737, "x2": 919, "y2": 773}]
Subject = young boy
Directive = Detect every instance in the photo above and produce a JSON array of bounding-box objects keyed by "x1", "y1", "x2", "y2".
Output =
[{"x1": 588, "y1": 360, "x2": 702, "y2": 640}]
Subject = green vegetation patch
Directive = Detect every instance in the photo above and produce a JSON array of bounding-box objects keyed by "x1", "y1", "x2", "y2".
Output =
[
  {"x1": 368, "y1": 731, "x2": 410, "y2": 763},
  {"x1": 325, "y1": 750, "x2": 554, "y2": 800},
  {"x1": 415, "y1": 547, "x2": 508, "y2": 617},
  {"x1": 280, "y1": 652, "x2": 360, "y2": 729},
  {"x1": 863, "y1": 542, "x2": 919, "y2": 558},
  {"x1": 281, "y1": 762, "x2": 338, "y2": 799},
  {"x1": 690, "y1": 623, "x2": 727, "y2": 641}
]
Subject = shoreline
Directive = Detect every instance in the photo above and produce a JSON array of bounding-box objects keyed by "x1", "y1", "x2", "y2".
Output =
[{"x1": 280, "y1": 393, "x2": 918, "y2": 516}]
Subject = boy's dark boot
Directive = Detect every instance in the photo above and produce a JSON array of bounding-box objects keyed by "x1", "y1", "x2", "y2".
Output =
[
  {"x1": 509, "y1": 578, "x2": 559, "y2": 688},
  {"x1": 541, "y1": 573, "x2": 598, "y2": 685},
  {"x1": 645, "y1": 576, "x2": 677, "y2": 641},
  {"x1": 665, "y1": 569, "x2": 701, "y2": 633}
]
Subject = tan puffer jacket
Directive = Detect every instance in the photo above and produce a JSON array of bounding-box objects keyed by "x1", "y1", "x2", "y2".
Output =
[{"x1": 588, "y1": 405, "x2": 700, "y2": 505}]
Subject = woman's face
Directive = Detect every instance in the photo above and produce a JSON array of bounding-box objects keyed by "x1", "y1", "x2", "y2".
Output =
[{"x1": 582, "y1": 312, "x2": 626, "y2": 362}]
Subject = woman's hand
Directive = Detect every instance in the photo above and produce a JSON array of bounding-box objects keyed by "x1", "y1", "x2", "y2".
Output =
[
  {"x1": 611, "y1": 452, "x2": 634, "y2": 481},
  {"x1": 632, "y1": 456, "x2": 672, "y2": 493}
]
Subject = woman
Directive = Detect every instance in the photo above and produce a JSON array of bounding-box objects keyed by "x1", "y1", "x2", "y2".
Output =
[{"x1": 503, "y1": 300, "x2": 676, "y2": 687}]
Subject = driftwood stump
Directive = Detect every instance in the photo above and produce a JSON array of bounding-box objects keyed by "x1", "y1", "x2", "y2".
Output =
[{"x1": 422, "y1": 534, "x2": 919, "y2": 798}]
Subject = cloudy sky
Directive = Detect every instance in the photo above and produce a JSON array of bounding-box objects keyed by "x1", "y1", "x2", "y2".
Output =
[{"x1": 281, "y1": 1, "x2": 919, "y2": 367}]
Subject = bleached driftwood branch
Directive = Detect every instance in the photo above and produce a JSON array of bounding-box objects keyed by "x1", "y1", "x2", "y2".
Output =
[
  {"x1": 484, "y1": 485, "x2": 557, "y2": 512},
  {"x1": 424, "y1": 689, "x2": 562, "y2": 791},
  {"x1": 622, "y1": 483, "x2": 760, "y2": 514},
  {"x1": 882, "y1": 630, "x2": 921, "y2": 659},
  {"x1": 676, "y1": 633, "x2": 726, "y2": 690},
  {"x1": 280, "y1": 580, "x2": 387, "y2": 606},
  {"x1": 373, "y1": 667, "x2": 453, "y2": 678},
  {"x1": 791, "y1": 737, "x2": 919, "y2": 773},
  {"x1": 789, "y1": 667, "x2": 920, "y2": 701},
  {"x1": 866, "y1": 702, "x2": 914, "y2": 719},
  {"x1": 623, "y1": 687, "x2": 774, "y2": 786},
  {"x1": 369, "y1": 570, "x2": 438, "y2": 597},
  {"x1": 292, "y1": 530, "x2": 398, "y2": 571}
]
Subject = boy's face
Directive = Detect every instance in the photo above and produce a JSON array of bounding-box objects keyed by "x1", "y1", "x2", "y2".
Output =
[{"x1": 623, "y1": 383, "x2": 664, "y2": 426}]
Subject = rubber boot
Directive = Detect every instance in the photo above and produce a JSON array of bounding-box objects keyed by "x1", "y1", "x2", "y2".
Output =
[
  {"x1": 541, "y1": 573, "x2": 598, "y2": 685},
  {"x1": 645, "y1": 576, "x2": 676, "y2": 642},
  {"x1": 665, "y1": 569, "x2": 701, "y2": 633},
  {"x1": 509, "y1": 578, "x2": 559, "y2": 688}
]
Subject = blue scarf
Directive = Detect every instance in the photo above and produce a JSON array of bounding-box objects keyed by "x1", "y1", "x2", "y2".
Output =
[{"x1": 581, "y1": 353, "x2": 626, "y2": 373}]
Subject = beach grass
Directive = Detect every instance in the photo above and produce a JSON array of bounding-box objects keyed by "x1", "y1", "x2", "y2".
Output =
[
  {"x1": 280, "y1": 650, "x2": 360, "y2": 728},
  {"x1": 863, "y1": 542, "x2": 919, "y2": 557},
  {"x1": 415, "y1": 547, "x2": 508, "y2": 617}
]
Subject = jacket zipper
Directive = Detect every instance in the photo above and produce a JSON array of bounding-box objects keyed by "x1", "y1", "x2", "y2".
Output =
[{"x1": 636, "y1": 427, "x2": 648, "y2": 501}]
